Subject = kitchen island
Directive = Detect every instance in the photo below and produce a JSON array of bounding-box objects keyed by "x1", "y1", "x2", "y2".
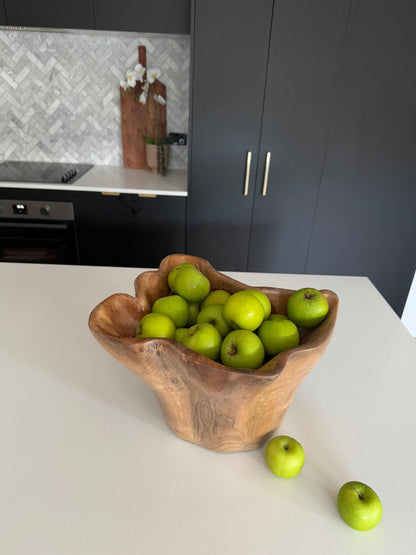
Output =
[{"x1": 0, "y1": 262, "x2": 415, "y2": 554}]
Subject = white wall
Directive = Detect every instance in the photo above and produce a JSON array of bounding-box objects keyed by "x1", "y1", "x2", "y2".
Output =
[{"x1": 402, "y1": 271, "x2": 416, "y2": 336}]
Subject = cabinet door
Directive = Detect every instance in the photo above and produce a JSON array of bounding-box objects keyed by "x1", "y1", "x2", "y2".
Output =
[
  {"x1": 95, "y1": 0, "x2": 191, "y2": 35},
  {"x1": 130, "y1": 195, "x2": 186, "y2": 268},
  {"x1": 4, "y1": 0, "x2": 94, "y2": 29},
  {"x1": 305, "y1": 0, "x2": 416, "y2": 315},
  {"x1": 72, "y1": 193, "x2": 132, "y2": 267},
  {"x1": 187, "y1": 0, "x2": 273, "y2": 271},
  {"x1": 247, "y1": 0, "x2": 350, "y2": 274},
  {"x1": 0, "y1": 1, "x2": 6, "y2": 25}
]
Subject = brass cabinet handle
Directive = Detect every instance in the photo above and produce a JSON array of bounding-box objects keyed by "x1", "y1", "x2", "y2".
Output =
[
  {"x1": 243, "y1": 151, "x2": 252, "y2": 196},
  {"x1": 262, "y1": 152, "x2": 271, "y2": 196}
]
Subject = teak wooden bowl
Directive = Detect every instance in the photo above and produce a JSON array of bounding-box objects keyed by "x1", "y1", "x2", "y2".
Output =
[{"x1": 88, "y1": 254, "x2": 339, "y2": 453}]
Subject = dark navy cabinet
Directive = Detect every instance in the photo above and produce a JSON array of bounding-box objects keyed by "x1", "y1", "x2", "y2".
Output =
[
  {"x1": 73, "y1": 193, "x2": 186, "y2": 269},
  {"x1": 305, "y1": 0, "x2": 416, "y2": 315},
  {"x1": 2, "y1": 0, "x2": 191, "y2": 34},
  {"x1": 188, "y1": 0, "x2": 349, "y2": 272},
  {"x1": 4, "y1": 0, "x2": 95, "y2": 29},
  {"x1": 0, "y1": 1, "x2": 6, "y2": 25},
  {"x1": 188, "y1": 0, "x2": 416, "y2": 315},
  {"x1": 95, "y1": 0, "x2": 191, "y2": 35}
]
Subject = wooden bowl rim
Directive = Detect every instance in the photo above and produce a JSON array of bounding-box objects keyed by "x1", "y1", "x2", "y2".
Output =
[{"x1": 88, "y1": 254, "x2": 339, "y2": 379}]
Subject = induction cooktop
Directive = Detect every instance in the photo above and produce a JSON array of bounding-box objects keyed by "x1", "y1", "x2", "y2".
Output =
[{"x1": 0, "y1": 161, "x2": 93, "y2": 184}]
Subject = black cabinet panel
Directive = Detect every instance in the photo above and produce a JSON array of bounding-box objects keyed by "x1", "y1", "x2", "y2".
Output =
[
  {"x1": 4, "y1": 0, "x2": 95, "y2": 29},
  {"x1": 0, "y1": 1, "x2": 6, "y2": 25},
  {"x1": 187, "y1": 0, "x2": 274, "y2": 271},
  {"x1": 130, "y1": 195, "x2": 186, "y2": 268},
  {"x1": 305, "y1": 0, "x2": 416, "y2": 315},
  {"x1": 73, "y1": 193, "x2": 186, "y2": 269},
  {"x1": 94, "y1": 0, "x2": 191, "y2": 35},
  {"x1": 247, "y1": 0, "x2": 350, "y2": 274},
  {"x1": 73, "y1": 193, "x2": 132, "y2": 267}
]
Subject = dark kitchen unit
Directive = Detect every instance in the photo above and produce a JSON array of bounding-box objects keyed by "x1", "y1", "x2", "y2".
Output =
[
  {"x1": 188, "y1": 0, "x2": 416, "y2": 316},
  {"x1": 0, "y1": 161, "x2": 93, "y2": 265},
  {"x1": 0, "y1": 161, "x2": 186, "y2": 269},
  {"x1": 0, "y1": 197, "x2": 78, "y2": 264}
]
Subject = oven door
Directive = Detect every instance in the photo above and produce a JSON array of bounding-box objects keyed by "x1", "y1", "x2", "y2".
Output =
[
  {"x1": 0, "y1": 199, "x2": 79, "y2": 265},
  {"x1": 0, "y1": 221, "x2": 78, "y2": 264}
]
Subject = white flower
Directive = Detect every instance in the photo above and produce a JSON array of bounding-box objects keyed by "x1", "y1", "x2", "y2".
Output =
[
  {"x1": 126, "y1": 71, "x2": 137, "y2": 88},
  {"x1": 138, "y1": 92, "x2": 147, "y2": 104},
  {"x1": 147, "y1": 68, "x2": 161, "y2": 84},
  {"x1": 120, "y1": 80, "x2": 129, "y2": 91},
  {"x1": 134, "y1": 63, "x2": 146, "y2": 82},
  {"x1": 154, "y1": 94, "x2": 166, "y2": 105}
]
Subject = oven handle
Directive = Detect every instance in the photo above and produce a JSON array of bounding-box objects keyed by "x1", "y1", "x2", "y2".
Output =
[{"x1": 0, "y1": 222, "x2": 69, "y2": 230}]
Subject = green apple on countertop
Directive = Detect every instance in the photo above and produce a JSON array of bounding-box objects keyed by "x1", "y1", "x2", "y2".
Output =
[
  {"x1": 337, "y1": 481, "x2": 383, "y2": 531},
  {"x1": 264, "y1": 435, "x2": 305, "y2": 478}
]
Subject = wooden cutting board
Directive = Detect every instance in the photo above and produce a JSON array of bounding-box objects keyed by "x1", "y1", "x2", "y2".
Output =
[{"x1": 120, "y1": 46, "x2": 167, "y2": 169}]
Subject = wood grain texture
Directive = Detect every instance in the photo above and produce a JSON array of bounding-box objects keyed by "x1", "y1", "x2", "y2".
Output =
[
  {"x1": 120, "y1": 46, "x2": 167, "y2": 169},
  {"x1": 88, "y1": 254, "x2": 339, "y2": 452}
]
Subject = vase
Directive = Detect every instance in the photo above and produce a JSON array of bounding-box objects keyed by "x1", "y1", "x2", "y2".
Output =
[{"x1": 145, "y1": 144, "x2": 169, "y2": 175}]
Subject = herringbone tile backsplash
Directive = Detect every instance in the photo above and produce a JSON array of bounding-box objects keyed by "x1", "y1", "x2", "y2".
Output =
[{"x1": 0, "y1": 29, "x2": 190, "y2": 169}]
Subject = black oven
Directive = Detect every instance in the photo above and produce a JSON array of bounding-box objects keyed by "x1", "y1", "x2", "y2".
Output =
[{"x1": 0, "y1": 198, "x2": 79, "y2": 264}]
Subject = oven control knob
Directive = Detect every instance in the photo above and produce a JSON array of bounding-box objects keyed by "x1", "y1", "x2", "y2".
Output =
[{"x1": 40, "y1": 205, "x2": 51, "y2": 216}]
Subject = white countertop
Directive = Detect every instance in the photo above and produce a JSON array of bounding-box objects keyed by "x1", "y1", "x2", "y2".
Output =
[
  {"x1": 0, "y1": 165, "x2": 188, "y2": 197},
  {"x1": 1, "y1": 262, "x2": 415, "y2": 554}
]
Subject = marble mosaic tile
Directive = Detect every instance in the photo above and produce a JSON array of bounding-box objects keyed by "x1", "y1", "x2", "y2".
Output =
[{"x1": 0, "y1": 29, "x2": 190, "y2": 169}]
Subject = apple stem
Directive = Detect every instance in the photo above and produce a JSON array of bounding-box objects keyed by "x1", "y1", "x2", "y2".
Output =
[{"x1": 353, "y1": 486, "x2": 363, "y2": 500}]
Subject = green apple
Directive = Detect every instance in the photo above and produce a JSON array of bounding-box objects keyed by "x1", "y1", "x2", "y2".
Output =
[
  {"x1": 337, "y1": 481, "x2": 383, "y2": 531},
  {"x1": 200, "y1": 289, "x2": 231, "y2": 308},
  {"x1": 187, "y1": 301, "x2": 200, "y2": 326},
  {"x1": 152, "y1": 294, "x2": 189, "y2": 328},
  {"x1": 257, "y1": 318, "x2": 300, "y2": 356},
  {"x1": 135, "y1": 312, "x2": 175, "y2": 340},
  {"x1": 220, "y1": 329, "x2": 265, "y2": 369},
  {"x1": 269, "y1": 313, "x2": 288, "y2": 321},
  {"x1": 196, "y1": 303, "x2": 231, "y2": 337},
  {"x1": 223, "y1": 290, "x2": 265, "y2": 331},
  {"x1": 173, "y1": 267, "x2": 211, "y2": 303},
  {"x1": 174, "y1": 327, "x2": 188, "y2": 343},
  {"x1": 265, "y1": 435, "x2": 305, "y2": 479},
  {"x1": 167, "y1": 262, "x2": 195, "y2": 291},
  {"x1": 248, "y1": 289, "x2": 271, "y2": 320},
  {"x1": 182, "y1": 323, "x2": 222, "y2": 361},
  {"x1": 287, "y1": 287, "x2": 329, "y2": 328}
]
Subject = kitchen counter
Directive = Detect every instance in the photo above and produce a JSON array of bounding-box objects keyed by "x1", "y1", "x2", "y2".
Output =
[
  {"x1": 1, "y1": 262, "x2": 415, "y2": 554},
  {"x1": 0, "y1": 165, "x2": 188, "y2": 197}
]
